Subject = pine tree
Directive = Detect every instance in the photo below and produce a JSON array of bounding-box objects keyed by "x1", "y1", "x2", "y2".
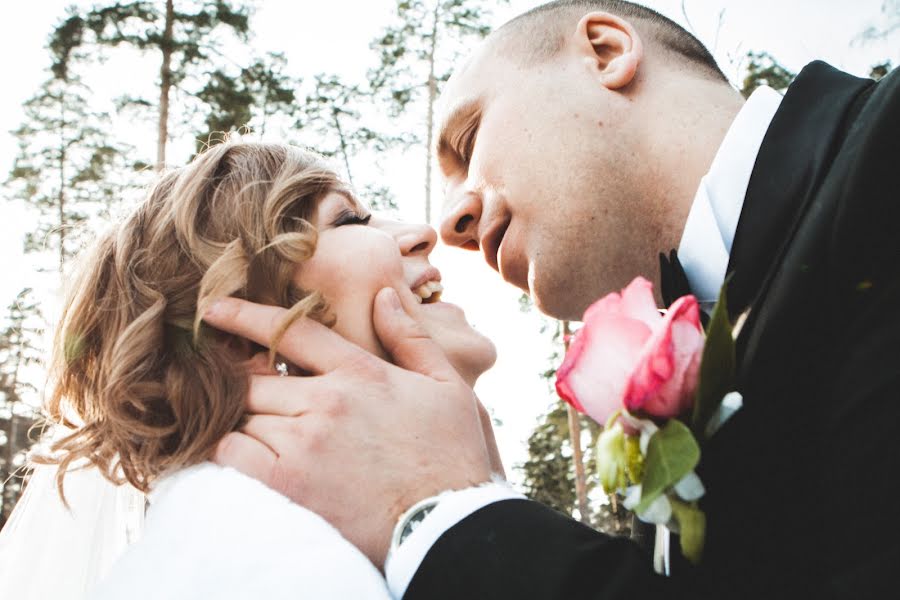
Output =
[
  {"x1": 195, "y1": 52, "x2": 299, "y2": 149},
  {"x1": 7, "y1": 75, "x2": 134, "y2": 272},
  {"x1": 869, "y1": 61, "x2": 893, "y2": 81},
  {"x1": 368, "y1": 0, "x2": 505, "y2": 222},
  {"x1": 0, "y1": 289, "x2": 44, "y2": 528},
  {"x1": 740, "y1": 51, "x2": 796, "y2": 98},
  {"x1": 51, "y1": 0, "x2": 252, "y2": 170},
  {"x1": 303, "y1": 74, "x2": 409, "y2": 178},
  {"x1": 521, "y1": 401, "x2": 577, "y2": 514}
]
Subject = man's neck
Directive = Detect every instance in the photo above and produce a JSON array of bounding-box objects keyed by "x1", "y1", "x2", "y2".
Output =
[{"x1": 643, "y1": 78, "x2": 746, "y2": 256}]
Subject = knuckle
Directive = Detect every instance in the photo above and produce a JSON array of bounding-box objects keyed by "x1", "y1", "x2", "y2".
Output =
[
  {"x1": 318, "y1": 390, "x2": 348, "y2": 419},
  {"x1": 296, "y1": 414, "x2": 332, "y2": 455}
]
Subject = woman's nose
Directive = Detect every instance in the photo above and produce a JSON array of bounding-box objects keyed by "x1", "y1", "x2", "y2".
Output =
[{"x1": 397, "y1": 222, "x2": 438, "y2": 257}]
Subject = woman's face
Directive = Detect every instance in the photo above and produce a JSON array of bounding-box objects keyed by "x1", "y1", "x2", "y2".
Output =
[{"x1": 293, "y1": 191, "x2": 496, "y2": 385}]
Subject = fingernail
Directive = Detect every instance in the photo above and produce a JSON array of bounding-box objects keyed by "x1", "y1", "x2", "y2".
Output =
[{"x1": 384, "y1": 288, "x2": 402, "y2": 312}]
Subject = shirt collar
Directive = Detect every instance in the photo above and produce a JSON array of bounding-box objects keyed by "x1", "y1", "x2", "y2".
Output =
[{"x1": 676, "y1": 85, "x2": 784, "y2": 304}]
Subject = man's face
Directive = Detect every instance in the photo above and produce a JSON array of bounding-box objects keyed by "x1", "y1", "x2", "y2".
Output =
[{"x1": 437, "y1": 45, "x2": 656, "y2": 320}]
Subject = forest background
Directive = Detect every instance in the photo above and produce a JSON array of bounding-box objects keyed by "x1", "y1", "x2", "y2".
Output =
[{"x1": 1, "y1": 0, "x2": 896, "y2": 532}]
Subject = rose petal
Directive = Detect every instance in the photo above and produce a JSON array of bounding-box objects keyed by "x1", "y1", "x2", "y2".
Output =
[
  {"x1": 618, "y1": 277, "x2": 662, "y2": 327},
  {"x1": 556, "y1": 312, "x2": 651, "y2": 424},
  {"x1": 624, "y1": 295, "x2": 704, "y2": 418}
]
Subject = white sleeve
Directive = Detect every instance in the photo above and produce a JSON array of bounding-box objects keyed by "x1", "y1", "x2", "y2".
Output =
[
  {"x1": 92, "y1": 462, "x2": 392, "y2": 600},
  {"x1": 384, "y1": 480, "x2": 525, "y2": 599}
]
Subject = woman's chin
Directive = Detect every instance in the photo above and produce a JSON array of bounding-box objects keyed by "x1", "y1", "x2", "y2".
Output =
[{"x1": 447, "y1": 337, "x2": 497, "y2": 387}]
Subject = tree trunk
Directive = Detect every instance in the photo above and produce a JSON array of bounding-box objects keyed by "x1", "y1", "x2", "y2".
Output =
[
  {"x1": 423, "y1": 1, "x2": 440, "y2": 224},
  {"x1": 2, "y1": 333, "x2": 23, "y2": 523},
  {"x1": 58, "y1": 96, "x2": 66, "y2": 274},
  {"x1": 260, "y1": 98, "x2": 269, "y2": 138},
  {"x1": 564, "y1": 320, "x2": 590, "y2": 524},
  {"x1": 2, "y1": 413, "x2": 14, "y2": 522},
  {"x1": 332, "y1": 110, "x2": 354, "y2": 186},
  {"x1": 157, "y1": 0, "x2": 175, "y2": 171}
]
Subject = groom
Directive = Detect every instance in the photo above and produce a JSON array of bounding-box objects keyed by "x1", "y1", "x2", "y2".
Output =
[{"x1": 204, "y1": 1, "x2": 899, "y2": 598}]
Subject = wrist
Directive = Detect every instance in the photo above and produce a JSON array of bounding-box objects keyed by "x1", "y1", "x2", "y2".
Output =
[
  {"x1": 384, "y1": 479, "x2": 526, "y2": 597},
  {"x1": 386, "y1": 495, "x2": 441, "y2": 565}
]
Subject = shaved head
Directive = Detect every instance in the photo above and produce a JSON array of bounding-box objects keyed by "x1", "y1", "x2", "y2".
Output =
[{"x1": 493, "y1": 0, "x2": 727, "y2": 82}]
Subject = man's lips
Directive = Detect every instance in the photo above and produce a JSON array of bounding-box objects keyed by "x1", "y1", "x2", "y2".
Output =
[
  {"x1": 480, "y1": 216, "x2": 528, "y2": 291},
  {"x1": 479, "y1": 216, "x2": 511, "y2": 273}
]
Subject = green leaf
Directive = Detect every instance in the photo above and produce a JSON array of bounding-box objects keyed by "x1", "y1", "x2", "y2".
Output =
[
  {"x1": 671, "y1": 498, "x2": 706, "y2": 565},
  {"x1": 636, "y1": 420, "x2": 700, "y2": 513},
  {"x1": 692, "y1": 282, "x2": 736, "y2": 439}
]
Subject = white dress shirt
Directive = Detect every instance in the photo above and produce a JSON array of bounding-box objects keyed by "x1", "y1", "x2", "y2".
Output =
[
  {"x1": 677, "y1": 85, "x2": 783, "y2": 306},
  {"x1": 384, "y1": 85, "x2": 784, "y2": 599}
]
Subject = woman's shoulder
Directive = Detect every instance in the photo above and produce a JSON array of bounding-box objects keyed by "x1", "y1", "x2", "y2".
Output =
[{"x1": 91, "y1": 462, "x2": 390, "y2": 599}]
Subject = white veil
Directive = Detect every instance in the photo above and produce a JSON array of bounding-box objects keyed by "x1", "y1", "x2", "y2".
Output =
[{"x1": 0, "y1": 442, "x2": 145, "y2": 599}]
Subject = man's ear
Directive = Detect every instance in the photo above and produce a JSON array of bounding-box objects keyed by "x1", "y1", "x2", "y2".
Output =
[{"x1": 572, "y1": 12, "x2": 643, "y2": 89}]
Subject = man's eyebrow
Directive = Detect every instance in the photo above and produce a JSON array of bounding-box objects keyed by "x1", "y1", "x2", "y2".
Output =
[{"x1": 436, "y1": 99, "x2": 482, "y2": 160}]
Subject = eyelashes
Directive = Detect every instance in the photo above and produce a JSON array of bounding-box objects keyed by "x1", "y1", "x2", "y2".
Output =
[{"x1": 332, "y1": 211, "x2": 372, "y2": 227}]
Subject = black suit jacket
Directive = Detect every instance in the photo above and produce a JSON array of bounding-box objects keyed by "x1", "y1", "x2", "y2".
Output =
[{"x1": 404, "y1": 62, "x2": 900, "y2": 600}]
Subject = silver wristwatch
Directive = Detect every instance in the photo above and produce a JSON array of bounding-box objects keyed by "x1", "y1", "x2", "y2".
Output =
[{"x1": 387, "y1": 496, "x2": 440, "y2": 560}]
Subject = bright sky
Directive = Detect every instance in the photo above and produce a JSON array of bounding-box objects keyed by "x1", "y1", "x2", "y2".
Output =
[{"x1": 1, "y1": 0, "x2": 896, "y2": 483}]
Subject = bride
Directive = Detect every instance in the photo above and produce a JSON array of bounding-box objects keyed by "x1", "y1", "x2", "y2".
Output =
[{"x1": 0, "y1": 140, "x2": 503, "y2": 599}]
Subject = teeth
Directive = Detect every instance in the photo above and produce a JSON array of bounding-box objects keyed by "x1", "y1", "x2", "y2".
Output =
[{"x1": 413, "y1": 281, "x2": 444, "y2": 303}]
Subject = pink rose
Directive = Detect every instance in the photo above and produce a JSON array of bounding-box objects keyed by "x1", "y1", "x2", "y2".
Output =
[{"x1": 555, "y1": 277, "x2": 704, "y2": 423}]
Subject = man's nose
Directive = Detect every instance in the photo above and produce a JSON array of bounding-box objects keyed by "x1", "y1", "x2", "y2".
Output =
[{"x1": 439, "y1": 191, "x2": 481, "y2": 251}]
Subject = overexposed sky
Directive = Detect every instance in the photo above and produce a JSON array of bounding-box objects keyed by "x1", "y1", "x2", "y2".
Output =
[{"x1": 1, "y1": 0, "x2": 896, "y2": 480}]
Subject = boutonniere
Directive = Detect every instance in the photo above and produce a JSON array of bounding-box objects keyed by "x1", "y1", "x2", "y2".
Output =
[{"x1": 555, "y1": 277, "x2": 743, "y2": 569}]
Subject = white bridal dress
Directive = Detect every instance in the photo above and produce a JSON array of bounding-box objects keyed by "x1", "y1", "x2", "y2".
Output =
[{"x1": 0, "y1": 461, "x2": 392, "y2": 599}]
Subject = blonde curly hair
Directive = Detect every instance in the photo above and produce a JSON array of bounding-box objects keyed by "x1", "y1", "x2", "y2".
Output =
[{"x1": 44, "y1": 141, "x2": 344, "y2": 495}]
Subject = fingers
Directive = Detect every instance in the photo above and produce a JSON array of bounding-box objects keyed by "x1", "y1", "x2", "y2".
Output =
[
  {"x1": 244, "y1": 352, "x2": 278, "y2": 376},
  {"x1": 240, "y1": 414, "x2": 296, "y2": 443},
  {"x1": 203, "y1": 297, "x2": 367, "y2": 374},
  {"x1": 372, "y1": 288, "x2": 457, "y2": 382},
  {"x1": 244, "y1": 375, "x2": 322, "y2": 415},
  {"x1": 213, "y1": 431, "x2": 278, "y2": 485}
]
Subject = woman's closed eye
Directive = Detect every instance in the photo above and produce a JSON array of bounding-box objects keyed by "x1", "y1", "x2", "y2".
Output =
[{"x1": 332, "y1": 210, "x2": 372, "y2": 227}]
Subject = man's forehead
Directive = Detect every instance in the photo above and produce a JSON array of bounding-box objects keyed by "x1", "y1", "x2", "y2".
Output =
[
  {"x1": 448, "y1": 40, "x2": 508, "y2": 89},
  {"x1": 437, "y1": 47, "x2": 504, "y2": 127}
]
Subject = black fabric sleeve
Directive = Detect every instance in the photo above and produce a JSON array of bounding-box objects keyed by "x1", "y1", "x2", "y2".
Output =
[
  {"x1": 403, "y1": 499, "x2": 670, "y2": 600},
  {"x1": 819, "y1": 65, "x2": 900, "y2": 597}
]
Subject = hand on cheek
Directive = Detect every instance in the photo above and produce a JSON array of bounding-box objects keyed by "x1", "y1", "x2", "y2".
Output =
[{"x1": 204, "y1": 291, "x2": 493, "y2": 568}]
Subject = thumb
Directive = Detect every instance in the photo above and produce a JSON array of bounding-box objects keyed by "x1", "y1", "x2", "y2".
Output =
[{"x1": 373, "y1": 287, "x2": 457, "y2": 382}]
